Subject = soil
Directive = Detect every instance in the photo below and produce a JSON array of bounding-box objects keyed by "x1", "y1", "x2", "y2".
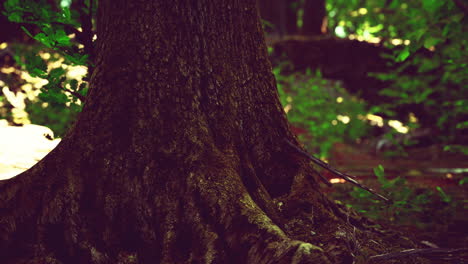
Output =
[{"x1": 325, "y1": 142, "x2": 468, "y2": 249}]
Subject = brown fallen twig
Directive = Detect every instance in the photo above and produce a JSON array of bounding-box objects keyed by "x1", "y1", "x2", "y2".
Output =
[
  {"x1": 369, "y1": 248, "x2": 468, "y2": 262},
  {"x1": 284, "y1": 139, "x2": 390, "y2": 202}
]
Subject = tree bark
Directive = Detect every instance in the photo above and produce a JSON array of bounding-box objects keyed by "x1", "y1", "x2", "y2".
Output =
[{"x1": 1, "y1": 0, "x2": 425, "y2": 263}]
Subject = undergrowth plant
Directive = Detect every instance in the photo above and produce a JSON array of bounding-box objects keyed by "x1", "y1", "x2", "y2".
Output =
[
  {"x1": 275, "y1": 66, "x2": 369, "y2": 157},
  {"x1": 328, "y1": 0, "x2": 468, "y2": 147},
  {"x1": 336, "y1": 165, "x2": 465, "y2": 233}
]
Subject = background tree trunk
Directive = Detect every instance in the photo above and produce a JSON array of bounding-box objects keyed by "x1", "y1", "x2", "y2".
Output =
[
  {"x1": 1, "y1": 0, "x2": 424, "y2": 263},
  {"x1": 302, "y1": 0, "x2": 327, "y2": 35},
  {"x1": 257, "y1": 0, "x2": 297, "y2": 36}
]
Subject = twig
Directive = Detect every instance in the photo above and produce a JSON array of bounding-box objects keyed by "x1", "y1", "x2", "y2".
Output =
[
  {"x1": 312, "y1": 170, "x2": 332, "y2": 187},
  {"x1": 284, "y1": 139, "x2": 390, "y2": 202},
  {"x1": 369, "y1": 248, "x2": 468, "y2": 262},
  {"x1": 62, "y1": 87, "x2": 86, "y2": 102}
]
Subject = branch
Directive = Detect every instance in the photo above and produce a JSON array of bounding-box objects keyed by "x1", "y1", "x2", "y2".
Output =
[
  {"x1": 312, "y1": 170, "x2": 332, "y2": 187},
  {"x1": 283, "y1": 139, "x2": 333, "y2": 186},
  {"x1": 284, "y1": 139, "x2": 389, "y2": 202},
  {"x1": 370, "y1": 248, "x2": 468, "y2": 262},
  {"x1": 62, "y1": 87, "x2": 86, "y2": 102}
]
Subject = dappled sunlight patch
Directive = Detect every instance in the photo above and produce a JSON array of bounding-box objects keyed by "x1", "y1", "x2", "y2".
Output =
[
  {"x1": 66, "y1": 65, "x2": 87, "y2": 80},
  {"x1": 0, "y1": 120, "x2": 60, "y2": 180},
  {"x1": 330, "y1": 178, "x2": 346, "y2": 184},
  {"x1": 336, "y1": 115, "x2": 350, "y2": 124},
  {"x1": 365, "y1": 114, "x2": 384, "y2": 127},
  {"x1": 388, "y1": 120, "x2": 408, "y2": 134}
]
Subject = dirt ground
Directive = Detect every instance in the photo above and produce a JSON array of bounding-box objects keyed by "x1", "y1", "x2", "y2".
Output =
[{"x1": 326, "y1": 142, "x2": 468, "y2": 249}]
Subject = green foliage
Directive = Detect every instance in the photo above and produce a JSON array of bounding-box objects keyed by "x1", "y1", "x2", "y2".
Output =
[
  {"x1": 326, "y1": 0, "x2": 468, "y2": 144},
  {"x1": 436, "y1": 186, "x2": 451, "y2": 203},
  {"x1": 26, "y1": 100, "x2": 81, "y2": 136},
  {"x1": 459, "y1": 177, "x2": 468, "y2": 186},
  {"x1": 275, "y1": 66, "x2": 369, "y2": 157},
  {"x1": 4, "y1": 0, "x2": 79, "y2": 49},
  {"x1": 2, "y1": 0, "x2": 93, "y2": 135},
  {"x1": 4, "y1": 0, "x2": 90, "y2": 68},
  {"x1": 443, "y1": 144, "x2": 468, "y2": 156},
  {"x1": 8, "y1": 43, "x2": 87, "y2": 136},
  {"x1": 336, "y1": 165, "x2": 463, "y2": 231}
]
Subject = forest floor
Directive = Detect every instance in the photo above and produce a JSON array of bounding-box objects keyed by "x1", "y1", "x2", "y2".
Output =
[{"x1": 325, "y1": 142, "x2": 468, "y2": 249}]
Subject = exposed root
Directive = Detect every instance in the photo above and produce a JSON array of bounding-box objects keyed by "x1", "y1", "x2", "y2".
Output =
[{"x1": 0, "y1": 143, "x2": 429, "y2": 264}]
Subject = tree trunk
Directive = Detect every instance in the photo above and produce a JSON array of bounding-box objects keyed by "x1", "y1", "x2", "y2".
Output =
[
  {"x1": 302, "y1": 0, "x2": 327, "y2": 36},
  {"x1": 257, "y1": 0, "x2": 297, "y2": 37},
  {"x1": 1, "y1": 0, "x2": 424, "y2": 263}
]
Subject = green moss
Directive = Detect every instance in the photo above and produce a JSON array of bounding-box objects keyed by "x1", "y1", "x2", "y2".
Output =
[
  {"x1": 297, "y1": 242, "x2": 324, "y2": 253},
  {"x1": 240, "y1": 193, "x2": 285, "y2": 237}
]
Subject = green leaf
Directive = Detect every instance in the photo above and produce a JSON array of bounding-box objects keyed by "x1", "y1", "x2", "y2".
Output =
[
  {"x1": 25, "y1": 54, "x2": 48, "y2": 77},
  {"x1": 54, "y1": 29, "x2": 71, "y2": 46},
  {"x1": 456, "y1": 121, "x2": 468, "y2": 129},
  {"x1": 394, "y1": 200, "x2": 407, "y2": 206},
  {"x1": 31, "y1": 68, "x2": 47, "y2": 77},
  {"x1": 40, "y1": 6, "x2": 51, "y2": 20},
  {"x1": 7, "y1": 12, "x2": 22, "y2": 22},
  {"x1": 21, "y1": 26, "x2": 34, "y2": 38},
  {"x1": 69, "y1": 79, "x2": 78, "y2": 90},
  {"x1": 459, "y1": 178, "x2": 468, "y2": 186},
  {"x1": 442, "y1": 24, "x2": 451, "y2": 37},
  {"x1": 411, "y1": 28, "x2": 427, "y2": 42},
  {"x1": 374, "y1": 164, "x2": 385, "y2": 178},
  {"x1": 436, "y1": 186, "x2": 451, "y2": 203},
  {"x1": 41, "y1": 24, "x2": 52, "y2": 34},
  {"x1": 422, "y1": 0, "x2": 444, "y2": 13},
  {"x1": 395, "y1": 48, "x2": 410, "y2": 62},
  {"x1": 61, "y1": 7, "x2": 72, "y2": 20},
  {"x1": 374, "y1": 165, "x2": 387, "y2": 185},
  {"x1": 418, "y1": 58, "x2": 440, "y2": 72},
  {"x1": 49, "y1": 67, "x2": 66, "y2": 79},
  {"x1": 450, "y1": 13, "x2": 464, "y2": 23},
  {"x1": 4, "y1": 0, "x2": 20, "y2": 9},
  {"x1": 379, "y1": 89, "x2": 398, "y2": 98},
  {"x1": 414, "y1": 88, "x2": 434, "y2": 103},
  {"x1": 64, "y1": 54, "x2": 89, "y2": 65},
  {"x1": 423, "y1": 37, "x2": 442, "y2": 49},
  {"x1": 33, "y1": 32, "x2": 52, "y2": 48},
  {"x1": 39, "y1": 88, "x2": 69, "y2": 104}
]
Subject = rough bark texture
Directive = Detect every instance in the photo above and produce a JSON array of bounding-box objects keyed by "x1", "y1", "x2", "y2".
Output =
[{"x1": 1, "y1": 1, "x2": 426, "y2": 263}]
